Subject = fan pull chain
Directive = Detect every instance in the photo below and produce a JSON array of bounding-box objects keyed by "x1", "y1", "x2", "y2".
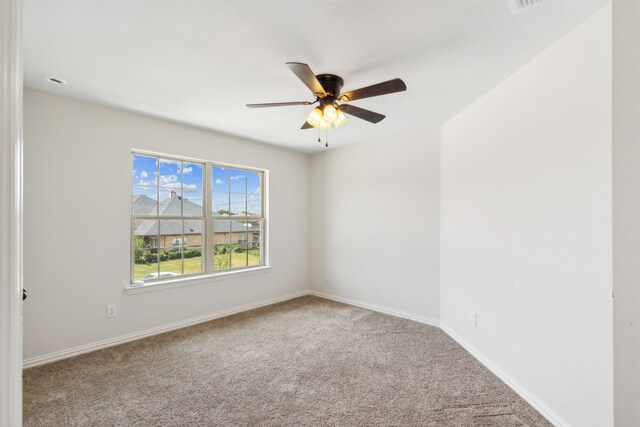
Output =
[{"x1": 316, "y1": 128, "x2": 330, "y2": 148}]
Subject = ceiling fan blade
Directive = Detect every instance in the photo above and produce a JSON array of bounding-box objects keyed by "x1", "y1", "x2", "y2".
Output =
[
  {"x1": 286, "y1": 62, "x2": 327, "y2": 97},
  {"x1": 246, "y1": 101, "x2": 314, "y2": 108},
  {"x1": 339, "y1": 104, "x2": 385, "y2": 123},
  {"x1": 339, "y1": 78, "x2": 406, "y2": 102},
  {"x1": 301, "y1": 122, "x2": 313, "y2": 130}
]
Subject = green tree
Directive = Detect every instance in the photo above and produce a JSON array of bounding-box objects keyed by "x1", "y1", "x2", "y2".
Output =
[
  {"x1": 134, "y1": 236, "x2": 147, "y2": 264},
  {"x1": 215, "y1": 209, "x2": 236, "y2": 216},
  {"x1": 214, "y1": 245, "x2": 230, "y2": 270}
]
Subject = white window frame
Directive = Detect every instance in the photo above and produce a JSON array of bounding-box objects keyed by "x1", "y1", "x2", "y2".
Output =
[{"x1": 129, "y1": 150, "x2": 268, "y2": 292}]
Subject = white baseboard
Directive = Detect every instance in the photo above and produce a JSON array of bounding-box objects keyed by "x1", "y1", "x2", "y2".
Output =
[
  {"x1": 439, "y1": 323, "x2": 570, "y2": 427},
  {"x1": 23, "y1": 290, "x2": 310, "y2": 369},
  {"x1": 23, "y1": 288, "x2": 569, "y2": 427},
  {"x1": 309, "y1": 290, "x2": 440, "y2": 327}
]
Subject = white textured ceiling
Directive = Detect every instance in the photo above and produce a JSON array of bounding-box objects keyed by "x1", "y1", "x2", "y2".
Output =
[{"x1": 24, "y1": 0, "x2": 608, "y2": 153}]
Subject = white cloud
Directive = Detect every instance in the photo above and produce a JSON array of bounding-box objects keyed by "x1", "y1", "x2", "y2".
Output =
[
  {"x1": 215, "y1": 178, "x2": 223, "y2": 185},
  {"x1": 177, "y1": 164, "x2": 194, "y2": 174},
  {"x1": 230, "y1": 175, "x2": 244, "y2": 180},
  {"x1": 160, "y1": 174, "x2": 179, "y2": 186},
  {"x1": 165, "y1": 175, "x2": 200, "y2": 189},
  {"x1": 161, "y1": 159, "x2": 180, "y2": 165},
  {"x1": 140, "y1": 170, "x2": 148, "y2": 178}
]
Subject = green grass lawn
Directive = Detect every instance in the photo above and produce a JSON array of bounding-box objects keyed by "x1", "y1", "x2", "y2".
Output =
[{"x1": 134, "y1": 251, "x2": 260, "y2": 280}]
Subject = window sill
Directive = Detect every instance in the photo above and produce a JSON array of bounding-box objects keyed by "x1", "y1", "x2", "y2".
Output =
[{"x1": 124, "y1": 266, "x2": 272, "y2": 295}]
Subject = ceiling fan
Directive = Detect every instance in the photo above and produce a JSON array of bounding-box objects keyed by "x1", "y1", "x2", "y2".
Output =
[{"x1": 246, "y1": 62, "x2": 407, "y2": 131}]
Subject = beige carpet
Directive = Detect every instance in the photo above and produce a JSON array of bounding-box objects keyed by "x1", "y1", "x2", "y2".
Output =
[{"x1": 24, "y1": 296, "x2": 550, "y2": 426}]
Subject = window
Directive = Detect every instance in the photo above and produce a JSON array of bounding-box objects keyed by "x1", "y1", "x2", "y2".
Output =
[
  {"x1": 132, "y1": 152, "x2": 265, "y2": 284},
  {"x1": 212, "y1": 166, "x2": 263, "y2": 271}
]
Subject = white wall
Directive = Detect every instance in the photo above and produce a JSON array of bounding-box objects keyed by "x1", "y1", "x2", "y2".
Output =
[
  {"x1": 23, "y1": 89, "x2": 309, "y2": 360},
  {"x1": 309, "y1": 129, "x2": 440, "y2": 321},
  {"x1": 612, "y1": 1, "x2": 640, "y2": 425},
  {"x1": 440, "y1": 7, "x2": 613, "y2": 427}
]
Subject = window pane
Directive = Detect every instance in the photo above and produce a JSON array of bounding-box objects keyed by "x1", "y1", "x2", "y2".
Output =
[
  {"x1": 183, "y1": 220, "x2": 203, "y2": 275},
  {"x1": 230, "y1": 193, "x2": 246, "y2": 216},
  {"x1": 159, "y1": 189, "x2": 182, "y2": 215},
  {"x1": 213, "y1": 192, "x2": 229, "y2": 216},
  {"x1": 182, "y1": 163, "x2": 203, "y2": 216},
  {"x1": 236, "y1": 232, "x2": 248, "y2": 244},
  {"x1": 160, "y1": 247, "x2": 183, "y2": 276},
  {"x1": 133, "y1": 186, "x2": 158, "y2": 215},
  {"x1": 133, "y1": 155, "x2": 158, "y2": 187},
  {"x1": 232, "y1": 244, "x2": 248, "y2": 268},
  {"x1": 181, "y1": 162, "x2": 202, "y2": 191},
  {"x1": 159, "y1": 159, "x2": 181, "y2": 189},
  {"x1": 133, "y1": 220, "x2": 159, "y2": 280},
  {"x1": 228, "y1": 169, "x2": 247, "y2": 193},
  {"x1": 158, "y1": 220, "x2": 183, "y2": 275},
  {"x1": 246, "y1": 170, "x2": 260, "y2": 194},
  {"x1": 183, "y1": 220, "x2": 203, "y2": 240},
  {"x1": 230, "y1": 218, "x2": 248, "y2": 269},
  {"x1": 247, "y1": 220, "x2": 261, "y2": 266},
  {"x1": 212, "y1": 166, "x2": 229, "y2": 192},
  {"x1": 248, "y1": 243, "x2": 261, "y2": 267},
  {"x1": 213, "y1": 220, "x2": 231, "y2": 245},
  {"x1": 214, "y1": 244, "x2": 231, "y2": 271},
  {"x1": 247, "y1": 192, "x2": 261, "y2": 217},
  {"x1": 159, "y1": 220, "x2": 182, "y2": 247},
  {"x1": 184, "y1": 248, "x2": 203, "y2": 275},
  {"x1": 183, "y1": 191, "x2": 203, "y2": 217}
]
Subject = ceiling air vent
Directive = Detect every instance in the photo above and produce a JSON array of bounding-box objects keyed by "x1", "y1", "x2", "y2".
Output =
[{"x1": 509, "y1": 0, "x2": 543, "y2": 14}]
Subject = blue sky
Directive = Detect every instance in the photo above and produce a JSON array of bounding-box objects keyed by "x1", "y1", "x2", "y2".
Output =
[
  {"x1": 133, "y1": 155, "x2": 261, "y2": 215},
  {"x1": 212, "y1": 166, "x2": 261, "y2": 215},
  {"x1": 212, "y1": 166, "x2": 260, "y2": 193},
  {"x1": 133, "y1": 155, "x2": 204, "y2": 207}
]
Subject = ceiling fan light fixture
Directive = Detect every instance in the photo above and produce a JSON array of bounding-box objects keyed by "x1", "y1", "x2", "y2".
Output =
[
  {"x1": 316, "y1": 117, "x2": 331, "y2": 130},
  {"x1": 306, "y1": 107, "x2": 323, "y2": 127},
  {"x1": 323, "y1": 104, "x2": 338, "y2": 124},
  {"x1": 334, "y1": 110, "x2": 347, "y2": 128}
]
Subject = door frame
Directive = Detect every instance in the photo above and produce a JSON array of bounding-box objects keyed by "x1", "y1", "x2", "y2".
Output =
[{"x1": 1, "y1": 0, "x2": 23, "y2": 425}]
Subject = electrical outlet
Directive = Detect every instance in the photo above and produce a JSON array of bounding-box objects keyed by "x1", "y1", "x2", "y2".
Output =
[
  {"x1": 324, "y1": 272, "x2": 330, "y2": 282},
  {"x1": 106, "y1": 304, "x2": 118, "y2": 319},
  {"x1": 471, "y1": 312, "x2": 477, "y2": 327}
]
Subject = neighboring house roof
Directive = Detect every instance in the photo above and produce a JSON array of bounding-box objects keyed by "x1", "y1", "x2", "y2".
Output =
[
  {"x1": 134, "y1": 193, "x2": 203, "y2": 216},
  {"x1": 134, "y1": 194, "x2": 256, "y2": 237},
  {"x1": 133, "y1": 194, "x2": 157, "y2": 215},
  {"x1": 159, "y1": 194, "x2": 202, "y2": 216}
]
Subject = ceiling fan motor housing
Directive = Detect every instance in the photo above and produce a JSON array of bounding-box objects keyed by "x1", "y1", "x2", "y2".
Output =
[{"x1": 315, "y1": 74, "x2": 344, "y2": 101}]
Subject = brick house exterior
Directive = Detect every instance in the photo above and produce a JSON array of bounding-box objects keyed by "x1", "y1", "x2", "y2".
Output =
[{"x1": 134, "y1": 193, "x2": 259, "y2": 251}]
